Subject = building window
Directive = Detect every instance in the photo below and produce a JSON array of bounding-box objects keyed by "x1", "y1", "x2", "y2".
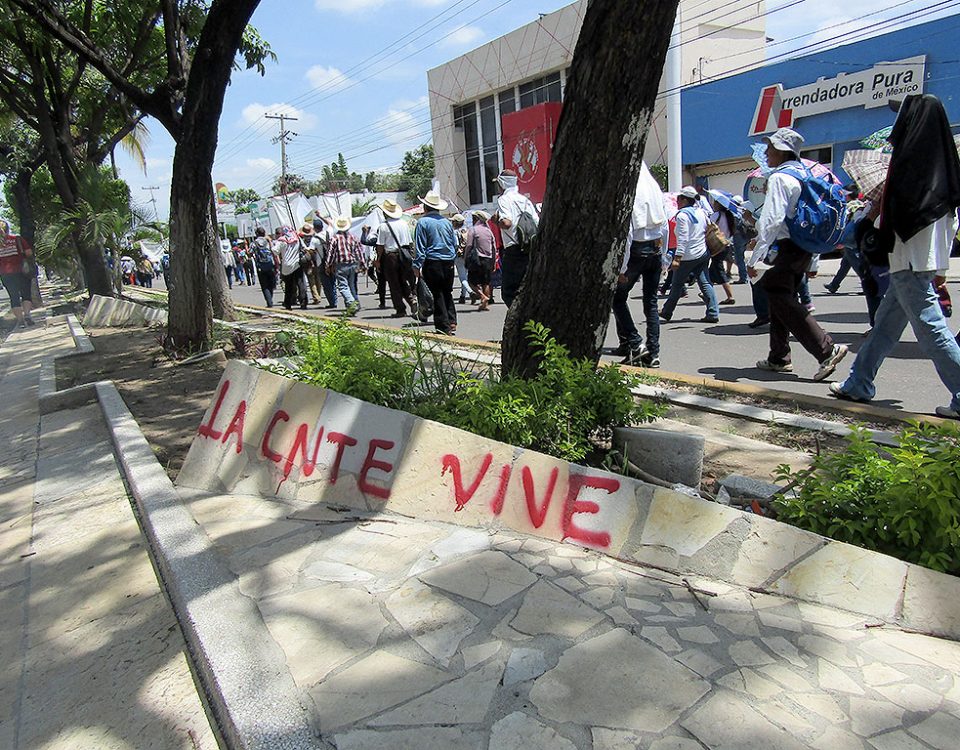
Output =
[
  {"x1": 800, "y1": 146, "x2": 832, "y2": 167},
  {"x1": 479, "y1": 96, "x2": 500, "y2": 202},
  {"x1": 518, "y1": 71, "x2": 562, "y2": 109},
  {"x1": 454, "y1": 101, "x2": 483, "y2": 205}
]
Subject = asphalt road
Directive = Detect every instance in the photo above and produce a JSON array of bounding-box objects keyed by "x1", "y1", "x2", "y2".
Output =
[{"x1": 182, "y1": 257, "x2": 960, "y2": 417}]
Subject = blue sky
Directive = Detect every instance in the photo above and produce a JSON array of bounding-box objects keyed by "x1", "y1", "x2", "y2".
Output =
[{"x1": 116, "y1": 0, "x2": 956, "y2": 221}]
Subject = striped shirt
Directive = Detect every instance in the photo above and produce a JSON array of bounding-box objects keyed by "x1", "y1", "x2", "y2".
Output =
[{"x1": 327, "y1": 231, "x2": 365, "y2": 267}]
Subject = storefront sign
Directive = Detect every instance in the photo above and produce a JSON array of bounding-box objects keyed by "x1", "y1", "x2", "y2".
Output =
[{"x1": 749, "y1": 55, "x2": 926, "y2": 136}]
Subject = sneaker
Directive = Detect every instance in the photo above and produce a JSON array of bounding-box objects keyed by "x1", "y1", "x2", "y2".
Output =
[
  {"x1": 24, "y1": 315, "x2": 35, "y2": 327},
  {"x1": 719, "y1": 298, "x2": 736, "y2": 306},
  {"x1": 824, "y1": 285, "x2": 839, "y2": 294},
  {"x1": 619, "y1": 347, "x2": 644, "y2": 366},
  {"x1": 610, "y1": 343, "x2": 630, "y2": 357},
  {"x1": 756, "y1": 359, "x2": 793, "y2": 373},
  {"x1": 700, "y1": 316, "x2": 719, "y2": 324},
  {"x1": 813, "y1": 344, "x2": 848, "y2": 382},
  {"x1": 804, "y1": 302, "x2": 816, "y2": 312},
  {"x1": 747, "y1": 317, "x2": 770, "y2": 329},
  {"x1": 829, "y1": 382, "x2": 867, "y2": 402},
  {"x1": 658, "y1": 314, "x2": 671, "y2": 323},
  {"x1": 640, "y1": 353, "x2": 660, "y2": 369},
  {"x1": 936, "y1": 406, "x2": 960, "y2": 419}
]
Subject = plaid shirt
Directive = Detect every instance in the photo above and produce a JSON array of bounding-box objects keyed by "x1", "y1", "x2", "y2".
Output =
[{"x1": 327, "y1": 231, "x2": 365, "y2": 267}]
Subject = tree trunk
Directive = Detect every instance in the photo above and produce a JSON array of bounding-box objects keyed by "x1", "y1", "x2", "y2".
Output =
[
  {"x1": 166, "y1": 0, "x2": 261, "y2": 349},
  {"x1": 501, "y1": 0, "x2": 679, "y2": 377},
  {"x1": 9, "y1": 169, "x2": 36, "y2": 246}
]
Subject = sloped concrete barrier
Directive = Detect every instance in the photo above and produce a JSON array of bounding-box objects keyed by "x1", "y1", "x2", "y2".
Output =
[
  {"x1": 176, "y1": 361, "x2": 960, "y2": 639},
  {"x1": 84, "y1": 293, "x2": 167, "y2": 327}
]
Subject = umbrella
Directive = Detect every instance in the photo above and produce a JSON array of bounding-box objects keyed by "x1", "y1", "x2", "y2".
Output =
[
  {"x1": 841, "y1": 149, "x2": 890, "y2": 200},
  {"x1": 860, "y1": 126, "x2": 894, "y2": 151},
  {"x1": 707, "y1": 188, "x2": 737, "y2": 212}
]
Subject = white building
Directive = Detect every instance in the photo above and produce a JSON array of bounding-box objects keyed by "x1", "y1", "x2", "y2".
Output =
[{"x1": 427, "y1": 0, "x2": 768, "y2": 209}]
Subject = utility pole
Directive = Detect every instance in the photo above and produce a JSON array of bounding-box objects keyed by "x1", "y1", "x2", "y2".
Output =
[
  {"x1": 266, "y1": 112, "x2": 298, "y2": 195},
  {"x1": 141, "y1": 185, "x2": 161, "y2": 223}
]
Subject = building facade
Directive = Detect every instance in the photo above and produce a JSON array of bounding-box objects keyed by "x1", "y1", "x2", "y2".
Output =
[
  {"x1": 427, "y1": 0, "x2": 768, "y2": 210},
  {"x1": 681, "y1": 14, "x2": 960, "y2": 200}
]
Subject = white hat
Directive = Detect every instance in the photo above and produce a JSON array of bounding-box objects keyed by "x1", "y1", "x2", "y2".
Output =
[
  {"x1": 380, "y1": 198, "x2": 403, "y2": 219},
  {"x1": 740, "y1": 200, "x2": 757, "y2": 215},
  {"x1": 451, "y1": 213, "x2": 465, "y2": 224},
  {"x1": 334, "y1": 215, "x2": 352, "y2": 231},
  {"x1": 419, "y1": 190, "x2": 448, "y2": 211},
  {"x1": 764, "y1": 127, "x2": 804, "y2": 154},
  {"x1": 679, "y1": 186, "x2": 699, "y2": 200}
]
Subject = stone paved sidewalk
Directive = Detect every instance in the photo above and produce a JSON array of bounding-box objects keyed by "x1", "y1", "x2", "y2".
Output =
[
  {"x1": 179, "y1": 488, "x2": 960, "y2": 750},
  {"x1": 0, "y1": 318, "x2": 217, "y2": 749}
]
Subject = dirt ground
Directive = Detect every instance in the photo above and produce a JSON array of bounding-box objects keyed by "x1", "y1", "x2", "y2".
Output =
[{"x1": 56, "y1": 326, "x2": 224, "y2": 479}]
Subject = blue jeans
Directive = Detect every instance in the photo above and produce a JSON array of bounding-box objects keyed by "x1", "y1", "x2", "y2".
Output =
[
  {"x1": 613, "y1": 241, "x2": 662, "y2": 355},
  {"x1": 751, "y1": 280, "x2": 769, "y2": 320},
  {"x1": 335, "y1": 263, "x2": 359, "y2": 307},
  {"x1": 732, "y1": 233, "x2": 749, "y2": 282},
  {"x1": 840, "y1": 270, "x2": 960, "y2": 410},
  {"x1": 454, "y1": 256, "x2": 471, "y2": 298},
  {"x1": 321, "y1": 269, "x2": 337, "y2": 307},
  {"x1": 660, "y1": 255, "x2": 718, "y2": 321}
]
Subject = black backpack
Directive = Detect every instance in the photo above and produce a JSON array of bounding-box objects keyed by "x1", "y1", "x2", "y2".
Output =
[{"x1": 515, "y1": 209, "x2": 539, "y2": 252}]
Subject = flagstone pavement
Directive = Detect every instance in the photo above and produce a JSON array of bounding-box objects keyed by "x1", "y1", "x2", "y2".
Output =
[{"x1": 181, "y1": 487, "x2": 960, "y2": 750}]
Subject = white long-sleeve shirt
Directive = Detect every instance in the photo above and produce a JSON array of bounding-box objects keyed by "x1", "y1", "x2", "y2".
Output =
[
  {"x1": 889, "y1": 213, "x2": 958, "y2": 274},
  {"x1": 674, "y1": 206, "x2": 708, "y2": 262},
  {"x1": 621, "y1": 167, "x2": 669, "y2": 273},
  {"x1": 750, "y1": 163, "x2": 802, "y2": 268}
]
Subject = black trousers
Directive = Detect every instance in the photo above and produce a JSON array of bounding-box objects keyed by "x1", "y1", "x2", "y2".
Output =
[
  {"x1": 501, "y1": 245, "x2": 528, "y2": 307},
  {"x1": 382, "y1": 252, "x2": 415, "y2": 314},
  {"x1": 421, "y1": 259, "x2": 457, "y2": 333},
  {"x1": 281, "y1": 268, "x2": 308, "y2": 310}
]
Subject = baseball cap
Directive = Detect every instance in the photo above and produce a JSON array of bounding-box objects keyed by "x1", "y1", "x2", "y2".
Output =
[{"x1": 764, "y1": 127, "x2": 804, "y2": 154}]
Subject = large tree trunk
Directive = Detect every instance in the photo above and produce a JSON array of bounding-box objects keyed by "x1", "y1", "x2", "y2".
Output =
[
  {"x1": 166, "y1": 0, "x2": 261, "y2": 348},
  {"x1": 9, "y1": 169, "x2": 36, "y2": 246},
  {"x1": 501, "y1": 0, "x2": 679, "y2": 377}
]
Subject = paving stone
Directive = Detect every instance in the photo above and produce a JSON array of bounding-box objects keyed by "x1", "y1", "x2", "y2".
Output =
[
  {"x1": 709, "y1": 590, "x2": 756, "y2": 614},
  {"x1": 811, "y1": 726, "x2": 868, "y2": 750},
  {"x1": 849, "y1": 697, "x2": 905, "y2": 737},
  {"x1": 758, "y1": 664, "x2": 814, "y2": 692},
  {"x1": 861, "y1": 663, "x2": 908, "y2": 687},
  {"x1": 677, "y1": 626, "x2": 719, "y2": 644},
  {"x1": 907, "y1": 712, "x2": 960, "y2": 749},
  {"x1": 462, "y1": 640, "x2": 501, "y2": 669},
  {"x1": 418, "y1": 550, "x2": 537, "y2": 606},
  {"x1": 681, "y1": 692, "x2": 809, "y2": 750},
  {"x1": 729, "y1": 639, "x2": 775, "y2": 666},
  {"x1": 798, "y1": 602, "x2": 871, "y2": 628},
  {"x1": 800, "y1": 634, "x2": 858, "y2": 667},
  {"x1": 874, "y1": 629, "x2": 960, "y2": 673},
  {"x1": 676, "y1": 648, "x2": 724, "y2": 678},
  {"x1": 301, "y1": 560, "x2": 375, "y2": 583},
  {"x1": 385, "y1": 580, "x2": 480, "y2": 664},
  {"x1": 819, "y1": 660, "x2": 866, "y2": 695},
  {"x1": 489, "y1": 712, "x2": 576, "y2": 750},
  {"x1": 788, "y1": 692, "x2": 849, "y2": 724},
  {"x1": 760, "y1": 700, "x2": 815, "y2": 732},
  {"x1": 369, "y1": 660, "x2": 504, "y2": 726},
  {"x1": 580, "y1": 586, "x2": 616, "y2": 608},
  {"x1": 762, "y1": 637, "x2": 809, "y2": 668},
  {"x1": 715, "y1": 613, "x2": 761, "y2": 637},
  {"x1": 583, "y1": 570, "x2": 620, "y2": 586},
  {"x1": 640, "y1": 626, "x2": 682, "y2": 653},
  {"x1": 718, "y1": 668, "x2": 783, "y2": 699},
  {"x1": 867, "y1": 730, "x2": 928, "y2": 750},
  {"x1": 758, "y1": 610, "x2": 804, "y2": 633},
  {"x1": 554, "y1": 575, "x2": 585, "y2": 593},
  {"x1": 531, "y1": 628, "x2": 709, "y2": 733},
  {"x1": 647, "y1": 738, "x2": 706, "y2": 750},
  {"x1": 731, "y1": 516, "x2": 824, "y2": 589},
  {"x1": 334, "y1": 727, "x2": 481, "y2": 750},
  {"x1": 606, "y1": 606, "x2": 638, "y2": 626},
  {"x1": 591, "y1": 728, "x2": 661, "y2": 749},
  {"x1": 310, "y1": 650, "x2": 449, "y2": 731},
  {"x1": 510, "y1": 580, "x2": 605, "y2": 639},
  {"x1": 874, "y1": 683, "x2": 942, "y2": 713},
  {"x1": 548, "y1": 556, "x2": 576, "y2": 572},
  {"x1": 625, "y1": 597, "x2": 662, "y2": 614},
  {"x1": 259, "y1": 584, "x2": 388, "y2": 687},
  {"x1": 503, "y1": 647, "x2": 549, "y2": 686},
  {"x1": 665, "y1": 601, "x2": 697, "y2": 617},
  {"x1": 638, "y1": 488, "x2": 740, "y2": 559}
]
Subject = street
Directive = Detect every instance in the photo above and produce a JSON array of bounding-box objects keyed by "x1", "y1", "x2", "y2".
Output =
[{"x1": 201, "y1": 256, "x2": 960, "y2": 417}]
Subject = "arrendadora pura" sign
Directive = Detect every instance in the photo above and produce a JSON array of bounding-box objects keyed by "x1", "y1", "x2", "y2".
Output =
[{"x1": 749, "y1": 55, "x2": 926, "y2": 136}]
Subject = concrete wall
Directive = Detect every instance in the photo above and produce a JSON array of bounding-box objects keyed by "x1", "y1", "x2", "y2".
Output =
[
  {"x1": 176, "y1": 362, "x2": 960, "y2": 640},
  {"x1": 84, "y1": 294, "x2": 168, "y2": 327}
]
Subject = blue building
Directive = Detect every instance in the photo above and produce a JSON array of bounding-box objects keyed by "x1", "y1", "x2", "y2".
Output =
[{"x1": 681, "y1": 14, "x2": 960, "y2": 201}]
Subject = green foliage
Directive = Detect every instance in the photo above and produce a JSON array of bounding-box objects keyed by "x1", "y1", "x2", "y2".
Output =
[
  {"x1": 774, "y1": 423, "x2": 960, "y2": 574},
  {"x1": 649, "y1": 164, "x2": 668, "y2": 191},
  {"x1": 289, "y1": 319, "x2": 660, "y2": 465},
  {"x1": 224, "y1": 188, "x2": 261, "y2": 207},
  {"x1": 351, "y1": 198, "x2": 377, "y2": 218},
  {"x1": 400, "y1": 144, "x2": 434, "y2": 204}
]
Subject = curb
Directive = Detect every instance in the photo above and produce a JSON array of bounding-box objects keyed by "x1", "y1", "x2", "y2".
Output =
[
  {"x1": 66, "y1": 313, "x2": 94, "y2": 354},
  {"x1": 95, "y1": 381, "x2": 322, "y2": 750}
]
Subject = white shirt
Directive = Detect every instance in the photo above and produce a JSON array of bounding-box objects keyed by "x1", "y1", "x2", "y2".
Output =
[
  {"x1": 621, "y1": 167, "x2": 669, "y2": 273},
  {"x1": 275, "y1": 240, "x2": 301, "y2": 276},
  {"x1": 674, "y1": 206, "x2": 708, "y2": 262},
  {"x1": 496, "y1": 187, "x2": 539, "y2": 247},
  {"x1": 376, "y1": 218, "x2": 412, "y2": 252},
  {"x1": 750, "y1": 162, "x2": 802, "y2": 267},
  {"x1": 220, "y1": 249, "x2": 235, "y2": 268},
  {"x1": 889, "y1": 214, "x2": 958, "y2": 274}
]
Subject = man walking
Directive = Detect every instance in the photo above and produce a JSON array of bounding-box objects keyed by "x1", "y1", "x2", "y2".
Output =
[
  {"x1": 275, "y1": 226, "x2": 308, "y2": 311},
  {"x1": 613, "y1": 163, "x2": 668, "y2": 367},
  {"x1": 659, "y1": 186, "x2": 719, "y2": 324},
  {"x1": 251, "y1": 226, "x2": 279, "y2": 308},
  {"x1": 375, "y1": 199, "x2": 417, "y2": 318},
  {"x1": 413, "y1": 190, "x2": 458, "y2": 335},
  {"x1": 494, "y1": 168, "x2": 539, "y2": 307},
  {"x1": 830, "y1": 95, "x2": 960, "y2": 417},
  {"x1": 750, "y1": 127, "x2": 847, "y2": 380},
  {"x1": 326, "y1": 216, "x2": 366, "y2": 316}
]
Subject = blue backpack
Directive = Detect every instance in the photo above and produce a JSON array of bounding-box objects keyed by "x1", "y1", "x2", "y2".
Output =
[{"x1": 778, "y1": 164, "x2": 848, "y2": 254}]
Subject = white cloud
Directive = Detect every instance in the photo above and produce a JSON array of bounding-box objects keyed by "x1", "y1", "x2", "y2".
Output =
[
  {"x1": 376, "y1": 96, "x2": 430, "y2": 146},
  {"x1": 240, "y1": 102, "x2": 318, "y2": 131},
  {"x1": 440, "y1": 24, "x2": 484, "y2": 49},
  {"x1": 304, "y1": 65, "x2": 352, "y2": 92},
  {"x1": 245, "y1": 157, "x2": 277, "y2": 171}
]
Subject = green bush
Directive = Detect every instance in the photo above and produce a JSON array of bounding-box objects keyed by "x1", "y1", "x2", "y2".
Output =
[
  {"x1": 774, "y1": 423, "x2": 960, "y2": 574},
  {"x1": 288, "y1": 319, "x2": 661, "y2": 465}
]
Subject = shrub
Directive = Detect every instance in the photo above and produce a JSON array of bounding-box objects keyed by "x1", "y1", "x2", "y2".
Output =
[
  {"x1": 774, "y1": 423, "x2": 960, "y2": 574},
  {"x1": 287, "y1": 319, "x2": 661, "y2": 465}
]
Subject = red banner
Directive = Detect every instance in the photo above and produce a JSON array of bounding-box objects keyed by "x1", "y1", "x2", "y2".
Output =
[{"x1": 501, "y1": 102, "x2": 562, "y2": 205}]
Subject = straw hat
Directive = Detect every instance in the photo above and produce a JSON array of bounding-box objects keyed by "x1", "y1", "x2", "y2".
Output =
[
  {"x1": 451, "y1": 213, "x2": 465, "y2": 224},
  {"x1": 300, "y1": 222, "x2": 314, "y2": 236},
  {"x1": 472, "y1": 209, "x2": 490, "y2": 223},
  {"x1": 419, "y1": 190, "x2": 448, "y2": 211},
  {"x1": 380, "y1": 199, "x2": 403, "y2": 219},
  {"x1": 334, "y1": 215, "x2": 352, "y2": 231}
]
